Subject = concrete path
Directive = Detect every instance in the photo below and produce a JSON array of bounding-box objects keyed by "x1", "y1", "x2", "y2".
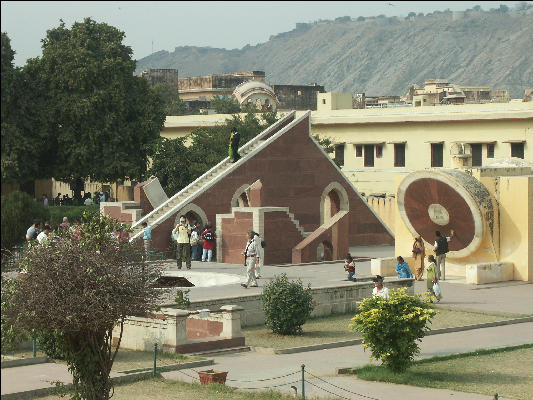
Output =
[
  {"x1": 4, "y1": 323, "x2": 531, "y2": 398},
  {"x1": 163, "y1": 322, "x2": 533, "y2": 400}
]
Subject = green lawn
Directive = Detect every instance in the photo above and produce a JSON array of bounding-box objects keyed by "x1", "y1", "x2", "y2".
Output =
[
  {"x1": 37, "y1": 377, "x2": 331, "y2": 400},
  {"x1": 243, "y1": 308, "x2": 524, "y2": 349},
  {"x1": 350, "y1": 344, "x2": 533, "y2": 400}
]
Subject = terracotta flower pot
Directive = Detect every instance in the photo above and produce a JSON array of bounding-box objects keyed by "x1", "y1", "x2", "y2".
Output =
[{"x1": 197, "y1": 369, "x2": 228, "y2": 385}]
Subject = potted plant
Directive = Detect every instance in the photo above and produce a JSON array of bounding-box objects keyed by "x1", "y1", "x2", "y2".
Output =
[{"x1": 197, "y1": 369, "x2": 228, "y2": 385}]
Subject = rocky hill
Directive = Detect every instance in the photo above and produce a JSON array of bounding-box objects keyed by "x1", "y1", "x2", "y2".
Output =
[{"x1": 135, "y1": 9, "x2": 533, "y2": 99}]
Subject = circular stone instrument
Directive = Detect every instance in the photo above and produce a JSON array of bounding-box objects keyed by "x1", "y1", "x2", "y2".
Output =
[{"x1": 397, "y1": 169, "x2": 496, "y2": 258}]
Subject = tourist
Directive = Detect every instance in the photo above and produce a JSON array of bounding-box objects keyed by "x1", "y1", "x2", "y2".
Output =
[
  {"x1": 372, "y1": 275, "x2": 389, "y2": 299},
  {"x1": 55, "y1": 193, "x2": 62, "y2": 206},
  {"x1": 201, "y1": 224, "x2": 216, "y2": 262},
  {"x1": 395, "y1": 256, "x2": 413, "y2": 279},
  {"x1": 36, "y1": 225, "x2": 51, "y2": 244},
  {"x1": 434, "y1": 229, "x2": 455, "y2": 280},
  {"x1": 190, "y1": 226, "x2": 201, "y2": 261},
  {"x1": 142, "y1": 222, "x2": 151, "y2": 255},
  {"x1": 412, "y1": 235, "x2": 425, "y2": 281},
  {"x1": 252, "y1": 231, "x2": 264, "y2": 279},
  {"x1": 241, "y1": 231, "x2": 259, "y2": 288},
  {"x1": 229, "y1": 127, "x2": 240, "y2": 163},
  {"x1": 173, "y1": 215, "x2": 192, "y2": 269},
  {"x1": 426, "y1": 255, "x2": 441, "y2": 302},
  {"x1": 100, "y1": 192, "x2": 106, "y2": 203},
  {"x1": 42, "y1": 194, "x2": 49, "y2": 206},
  {"x1": 84, "y1": 194, "x2": 93, "y2": 205},
  {"x1": 59, "y1": 217, "x2": 70, "y2": 231},
  {"x1": 26, "y1": 220, "x2": 41, "y2": 242},
  {"x1": 344, "y1": 253, "x2": 356, "y2": 282}
]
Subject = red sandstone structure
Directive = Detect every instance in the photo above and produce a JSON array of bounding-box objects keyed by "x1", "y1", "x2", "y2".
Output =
[{"x1": 102, "y1": 112, "x2": 393, "y2": 264}]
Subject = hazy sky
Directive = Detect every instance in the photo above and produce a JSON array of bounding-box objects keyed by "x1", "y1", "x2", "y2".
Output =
[{"x1": 1, "y1": 1, "x2": 527, "y2": 66}]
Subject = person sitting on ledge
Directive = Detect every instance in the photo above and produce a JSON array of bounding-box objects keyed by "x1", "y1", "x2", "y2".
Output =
[
  {"x1": 372, "y1": 275, "x2": 389, "y2": 299},
  {"x1": 395, "y1": 256, "x2": 414, "y2": 279}
]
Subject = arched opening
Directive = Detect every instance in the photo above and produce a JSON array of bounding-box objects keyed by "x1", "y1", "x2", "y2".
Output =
[
  {"x1": 317, "y1": 241, "x2": 333, "y2": 262},
  {"x1": 320, "y1": 182, "x2": 349, "y2": 225},
  {"x1": 231, "y1": 184, "x2": 251, "y2": 208},
  {"x1": 175, "y1": 203, "x2": 208, "y2": 230}
]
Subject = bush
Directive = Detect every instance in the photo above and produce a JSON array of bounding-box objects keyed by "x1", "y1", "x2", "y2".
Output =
[
  {"x1": 1, "y1": 276, "x2": 29, "y2": 353},
  {"x1": 35, "y1": 330, "x2": 66, "y2": 359},
  {"x1": 262, "y1": 274, "x2": 314, "y2": 335},
  {"x1": 1, "y1": 191, "x2": 50, "y2": 250},
  {"x1": 349, "y1": 288, "x2": 436, "y2": 372}
]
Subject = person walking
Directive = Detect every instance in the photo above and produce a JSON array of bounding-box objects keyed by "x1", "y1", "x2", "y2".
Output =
[
  {"x1": 142, "y1": 222, "x2": 152, "y2": 257},
  {"x1": 241, "y1": 231, "x2": 259, "y2": 288},
  {"x1": 434, "y1": 229, "x2": 455, "y2": 280},
  {"x1": 344, "y1": 253, "x2": 356, "y2": 282},
  {"x1": 426, "y1": 255, "x2": 442, "y2": 302},
  {"x1": 229, "y1": 127, "x2": 240, "y2": 163},
  {"x1": 412, "y1": 235, "x2": 425, "y2": 281},
  {"x1": 395, "y1": 256, "x2": 414, "y2": 279},
  {"x1": 253, "y1": 231, "x2": 264, "y2": 279},
  {"x1": 173, "y1": 216, "x2": 192, "y2": 270}
]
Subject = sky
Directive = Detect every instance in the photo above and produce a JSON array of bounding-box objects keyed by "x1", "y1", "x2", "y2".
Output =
[{"x1": 1, "y1": 1, "x2": 528, "y2": 66}]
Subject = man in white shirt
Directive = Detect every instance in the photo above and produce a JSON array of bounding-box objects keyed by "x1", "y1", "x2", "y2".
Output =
[
  {"x1": 241, "y1": 231, "x2": 259, "y2": 288},
  {"x1": 173, "y1": 215, "x2": 191, "y2": 269},
  {"x1": 372, "y1": 275, "x2": 389, "y2": 299},
  {"x1": 36, "y1": 225, "x2": 51, "y2": 245}
]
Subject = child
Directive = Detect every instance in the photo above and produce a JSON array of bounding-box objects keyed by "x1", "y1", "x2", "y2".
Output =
[
  {"x1": 344, "y1": 254, "x2": 356, "y2": 282},
  {"x1": 427, "y1": 254, "x2": 442, "y2": 303}
]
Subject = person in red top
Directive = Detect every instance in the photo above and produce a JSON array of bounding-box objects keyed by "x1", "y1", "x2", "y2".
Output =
[
  {"x1": 201, "y1": 224, "x2": 216, "y2": 262},
  {"x1": 344, "y1": 253, "x2": 356, "y2": 282}
]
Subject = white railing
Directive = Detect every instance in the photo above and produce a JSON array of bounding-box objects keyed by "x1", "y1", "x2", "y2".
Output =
[{"x1": 129, "y1": 111, "x2": 297, "y2": 240}]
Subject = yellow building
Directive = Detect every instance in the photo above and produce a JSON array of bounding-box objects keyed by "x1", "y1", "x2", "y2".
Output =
[{"x1": 161, "y1": 100, "x2": 533, "y2": 196}]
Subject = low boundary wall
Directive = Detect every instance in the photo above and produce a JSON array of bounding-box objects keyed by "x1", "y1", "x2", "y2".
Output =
[{"x1": 168, "y1": 278, "x2": 414, "y2": 327}]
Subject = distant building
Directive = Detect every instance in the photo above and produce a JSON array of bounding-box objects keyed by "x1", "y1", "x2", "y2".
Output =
[
  {"x1": 232, "y1": 81, "x2": 278, "y2": 111},
  {"x1": 271, "y1": 83, "x2": 325, "y2": 110},
  {"x1": 408, "y1": 79, "x2": 510, "y2": 106},
  {"x1": 178, "y1": 71, "x2": 266, "y2": 101},
  {"x1": 137, "y1": 69, "x2": 179, "y2": 94}
]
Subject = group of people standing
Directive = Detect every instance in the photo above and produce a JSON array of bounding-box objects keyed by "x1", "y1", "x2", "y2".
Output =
[{"x1": 171, "y1": 216, "x2": 217, "y2": 269}]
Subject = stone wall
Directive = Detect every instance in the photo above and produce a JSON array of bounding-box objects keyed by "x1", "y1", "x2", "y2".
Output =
[
  {"x1": 178, "y1": 71, "x2": 265, "y2": 91},
  {"x1": 175, "y1": 278, "x2": 414, "y2": 327},
  {"x1": 138, "y1": 69, "x2": 179, "y2": 94}
]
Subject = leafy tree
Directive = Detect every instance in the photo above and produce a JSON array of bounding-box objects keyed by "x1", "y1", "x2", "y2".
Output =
[
  {"x1": 350, "y1": 288, "x2": 436, "y2": 372},
  {"x1": 23, "y1": 18, "x2": 166, "y2": 202},
  {"x1": 407, "y1": 12, "x2": 417, "y2": 17},
  {"x1": 153, "y1": 83, "x2": 187, "y2": 116},
  {"x1": 211, "y1": 95, "x2": 241, "y2": 114},
  {"x1": 498, "y1": 4, "x2": 509, "y2": 12},
  {"x1": 1, "y1": 191, "x2": 50, "y2": 251},
  {"x1": 3, "y1": 212, "x2": 165, "y2": 399},
  {"x1": 149, "y1": 112, "x2": 278, "y2": 196},
  {"x1": 262, "y1": 274, "x2": 314, "y2": 335}
]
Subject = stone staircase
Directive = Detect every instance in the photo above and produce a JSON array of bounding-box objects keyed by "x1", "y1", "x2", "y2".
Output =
[{"x1": 130, "y1": 112, "x2": 296, "y2": 241}]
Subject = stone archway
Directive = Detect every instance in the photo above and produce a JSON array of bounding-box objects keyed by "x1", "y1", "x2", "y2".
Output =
[
  {"x1": 317, "y1": 241, "x2": 334, "y2": 262},
  {"x1": 231, "y1": 184, "x2": 251, "y2": 208},
  {"x1": 320, "y1": 182, "x2": 349, "y2": 225},
  {"x1": 174, "y1": 203, "x2": 208, "y2": 228}
]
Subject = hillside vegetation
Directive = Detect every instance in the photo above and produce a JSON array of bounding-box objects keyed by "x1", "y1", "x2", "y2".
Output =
[{"x1": 136, "y1": 9, "x2": 533, "y2": 99}]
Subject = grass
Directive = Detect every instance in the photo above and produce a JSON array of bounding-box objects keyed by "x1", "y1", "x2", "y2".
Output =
[
  {"x1": 1, "y1": 348, "x2": 201, "y2": 373},
  {"x1": 36, "y1": 377, "x2": 332, "y2": 400},
  {"x1": 350, "y1": 344, "x2": 533, "y2": 400},
  {"x1": 243, "y1": 307, "x2": 525, "y2": 349}
]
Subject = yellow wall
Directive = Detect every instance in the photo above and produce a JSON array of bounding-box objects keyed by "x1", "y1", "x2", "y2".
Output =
[{"x1": 498, "y1": 176, "x2": 532, "y2": 281}]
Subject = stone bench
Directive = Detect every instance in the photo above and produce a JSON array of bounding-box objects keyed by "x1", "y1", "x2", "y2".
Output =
[{"x1": 466, "y1": 262, "x2": 514, "y2": 284}]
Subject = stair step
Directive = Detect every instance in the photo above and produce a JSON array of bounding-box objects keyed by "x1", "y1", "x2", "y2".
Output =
[{"x1": 186, "y1": 346, "x2": 251, "y2": 357}]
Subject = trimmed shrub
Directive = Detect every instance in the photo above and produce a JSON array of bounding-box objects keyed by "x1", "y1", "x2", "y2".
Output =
[
  {"x1": 1, "y1": 191, "x2": 50, "y2": 250},
  {"x1": 262, "y1": 273, "x2": 314, "y2": 335},
  {"x1": 350, "y1": 287, "x2": 436, "y2": 372}
]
